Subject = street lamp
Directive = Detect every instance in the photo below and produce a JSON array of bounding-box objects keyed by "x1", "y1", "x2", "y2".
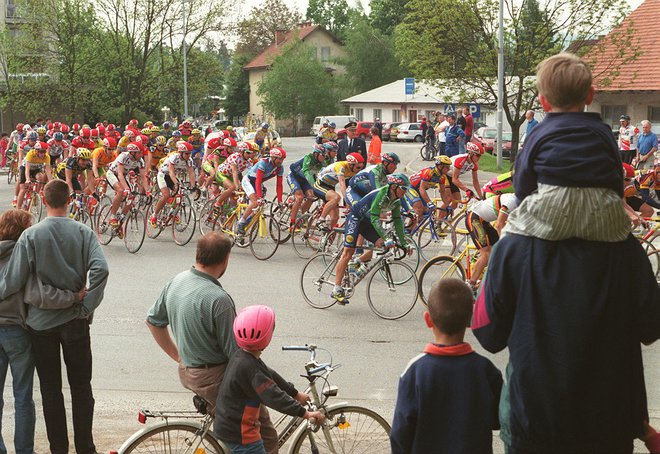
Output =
[
  {"x1": 182, "y1": 0, "x2": 189, "y2": 118},
  {"x1": 496, "y1": 0, "x2": 504, "y2": 170}
]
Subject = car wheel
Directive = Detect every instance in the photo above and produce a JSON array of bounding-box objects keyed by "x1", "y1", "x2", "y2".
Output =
[{"x1": 414, "y1": 135, "x2": 423, "y2": 143}]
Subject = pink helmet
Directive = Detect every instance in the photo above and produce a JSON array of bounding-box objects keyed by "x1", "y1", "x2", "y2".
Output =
[
  {"x1": 346, "y1": 152, "x2": 364, "y2": 164},
  {"x1": 177, "y1": 141, "x2": 193, "y2": 152},
  {"x1": 269, "y1": 147, "x2": 286, "y2": 160},
  {"x1": 223, "y1": 137, "x2": 237, "y2": 148},
  {"x1": 233, "y1": 305, "x2": 275, "y2": 352}
]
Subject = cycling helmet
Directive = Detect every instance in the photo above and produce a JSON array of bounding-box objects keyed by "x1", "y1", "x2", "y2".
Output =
[
  {"x1": 182, "y1": 120, "x2": 192, "y2": 128},
  {"x1": 90, "y1": 128, "x2": 99, "y2": 138},
  {"x1": 107, "y1": 124, "x2": 115, "y2": 131},
  {"x1": 387, "y1": 172, "x2": 411, "y2": 189},
  {"x1": 126, "y1": 143, "x2": 140, "y2": 153},
  {"x1": 322, "y1": 120, "x2": 329, "y2": 126},
  {"x1": 177, "y1": 141, "x2": 193, "y2": 153},
  {"x1": 435, "y1": 155, "x2": 452, "y2": 166},
  {"x1": 261, "y1": 122, "x2": 269, "y2": 129},
  {"x1": 381, "y1": 152, "x2": 400, "y2": 164},
  {"x1": 141, "y1": 127, "x2": 151, "y2": 135},
  {"x1": 103, "y1": 137, "x2": 117, "y2": 148},
  {"x1": 27, "y1": 131, "x2": 38, "y2": 140},
  {"x1": 97, "y1": 125, "x2": 106, "y2": 135},
  {"x1": 16, "y1": 123, "x2": 24, "y2": 132},
  {"x1": 322, "y1": 141, "x2": 338, "y2": 152},
  {"x1": 207, "y1": 137, "x2": 222, "y2": 150},
  {"x1": 622, "y1": 163, "x2": 635, "y2": 179},
  {"x1": 53, "y1": 121, "x2": 61, "y2": 129},
  {"x1": 54, "y1": 132, "x2": 64, "y2": 141},
  {"x1": 80, "y1": 127, "x2": 91, "y2": 138},
  {"x1": 150, "y1": 126, "x2": 160, "y2": 133},
  {"x1": 144, "y1": 121, "x2": 154, "y2": 128},
  {"x1": 191, "y1": 128, "x2": 201, "y2": 135},
  {"x1": 36, "y1": 126, "x2": 47, "y2": 135},
  {"x1": 313, "y1": 144, "x2": 325, "y2": 155},
  {"x1": 233, "y1": 305, "x2": 275, "y2": 352},
  {"x1": 34, "y1": 141, "x2": 47, "y2": 151},
  {"x1": 346, "y1": 152, "x2": 364, "y2": 164},
  {"x1": 124, "y1": 129, "x2": 135, "y2": 138},
  {"x1": 226, "y1": 125, "x2": 233, "y2": 131},
  {"x1": 620, "y1": 114, "x2": 631, "y2": 121},
  {"x1": 129, "y1": 119, "x2": 138, "y2": 126},
  {"x1": 162, "y1": 121, "x2": 171, "y2": 129},
  {"x1": 61, "y1": 124, "x2": 69, "y2": 133},
  {"x1": 172, "y1": 130, "x2": 182, "y2": 137},
  {"x1": 72, "y1": 123, "x2": 81, "y2": 131},
  {"x1": 269, "y1": 147, "x2": 285, "y2": 160},
  {"x1": 466, "y1": 141, "x2": 484, "y2": 155},
  {"x1": 223, "y1": 137, "x2": 237, "y2": 147},
  {"x1": 77, "y1": 148, "x2": 92, "y2": 160},
  {"x1": 245, "y1": 141, "x2": 260, "y2": 153},
  {"x1": 237, "y1": 141, "x2": 249, "y2": 152},
  {"x1": 155, "y1": 136, "x2": 167, "y2": 145},
  {"x1": 329, "y1": 122, "x2": 336, "y2": 128}
]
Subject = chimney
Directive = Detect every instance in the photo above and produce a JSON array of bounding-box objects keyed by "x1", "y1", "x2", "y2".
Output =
[
  {"x1": 299, "y1": 21, "x2": 313, "y2": 28},
  {"x1": 275, "y1": 29, "x2": 286, "y2": 46}
]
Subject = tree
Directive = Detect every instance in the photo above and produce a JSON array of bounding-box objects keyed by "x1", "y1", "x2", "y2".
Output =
[
  {"x1": 223, "y1": 53, "x2": 251, "y2": 122},
  {"x1": 257, "y1": 40, "x2": 338, "y2": 133},
  {"x1": 306, "y1": 0, "x2": 352, "y2": 40},
  {"x1": 337, "y1": 14, "x2": 405, "y2": 94},
  {"x1": 369, "y1": 0, "x2": 408, "y2": 35},
  {"x1": 235, "y1": 0, "x2": 302, "y2": 57},
  {"x1": 395, "y1": 0, "x2": 637, "y2": 162}
]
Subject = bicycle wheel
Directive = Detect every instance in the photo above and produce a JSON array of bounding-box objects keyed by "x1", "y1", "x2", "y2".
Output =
[
  {"x1": 300, "y1": 253, "x2": 339, "y2": 309},
  {"x1": 293, "y1": 214, "x2": 326, "y2": 259},
  {"x1": 28, "y1": 195, "x2": 43, "y2": 225},
  {"x1": 417, "y1": 217, "x2": 457, "y2": 261},
  {"x1": 172, "y1": 194, "x2": 197, "y2": 246},
  {"x1": 248, "y1": 214, "x2": 280, "y2": 260},
  {"x1": 402, "y1": 234, "x2": 421, "y2": 274},
  {"x1": 7, "y1": 160, "x2": 15, "y2": 184},
  {"x1": 321, "y1": 229, "x2": 344, "y2": 255},
  {"x1": 146, "y1": 200, "x2": 165, "y2": 239},
  {"x1": 124, "y1": 210, "x2": 146, "y2": 254},
  {"x1": 367, "y1": 261, "x2": 418, "y2": 320},
  {"x1": 289, "y1": 405, "x2": 391, "y2": 454},
  {"x1": 96, "y1": 202, "x2": 115, "y2": 245},
  {"x1": 419, "y1": 143, "x2": 435, "y2": 161},
  {"x1": 199, "y1": 198, "x2": 223, "y2": 236},
  {"x1": 418, "y1": 255, "x2": 466, "y2": 305},
  {"x1": 270, "y1": 200, "x2": 293, "y2": 244},
  {"x1": 121, "y1": 423, "x2": 226, "y2": 454}
]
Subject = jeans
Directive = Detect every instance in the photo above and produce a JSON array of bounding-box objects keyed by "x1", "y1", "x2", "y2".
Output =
[
  {"x1": 29, "y1": 318, "x2": 96, "y2": 454},
  {"x1": 0, "y1": 325, "x2": 35, "y2": 454},
  {"x1": 225, "y1": 440, "x2": 266, "y2": 454}
]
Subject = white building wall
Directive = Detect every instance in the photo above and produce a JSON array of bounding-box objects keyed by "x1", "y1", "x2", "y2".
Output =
[
  {"x1": 589, "y1": 92, "x2": 660, "y2": 129},
  {"x1": 346, "y1": 102, "x2": 495, "y2": 125}
]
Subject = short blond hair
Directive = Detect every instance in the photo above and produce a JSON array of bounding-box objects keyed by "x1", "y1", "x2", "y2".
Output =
[{"x1": 536, "y1": 53, "x2": 592, "y2": 110}]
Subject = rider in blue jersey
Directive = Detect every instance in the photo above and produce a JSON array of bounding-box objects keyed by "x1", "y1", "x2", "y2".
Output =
[{"x1": 346, "y1": 151, "x2": 399, "y2": 207}]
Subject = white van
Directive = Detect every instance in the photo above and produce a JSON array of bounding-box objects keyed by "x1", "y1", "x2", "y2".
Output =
[{"x1": 310, "y1": 115, "x2": 357, "y2": 136}]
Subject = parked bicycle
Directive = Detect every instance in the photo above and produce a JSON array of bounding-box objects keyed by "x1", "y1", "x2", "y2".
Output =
[
  {"x1": 419, "y1": 139, "x2": 438, "y2": 161},
  {"x1": 112, "y1": 344, "x2": 391, "y2": 454}
]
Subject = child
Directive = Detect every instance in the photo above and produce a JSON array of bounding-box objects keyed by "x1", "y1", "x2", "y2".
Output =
[
  {"x1": 214, "y1": 305, "x2": 325, "y2": 454},
  {"x1": 507, "y1": 52, "x2": 631, "y2": 241},
  {"x1": 390, "y1": 279, "x2": 502, "y2": 454}
]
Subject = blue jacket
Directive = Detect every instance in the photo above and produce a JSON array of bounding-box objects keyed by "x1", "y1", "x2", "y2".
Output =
[
  {"x1": 514, "y1": 112, "x2": 622, "y2": 200},
  {"x1": 473, "y1": 234, "x2": 660, "y2": 452}
]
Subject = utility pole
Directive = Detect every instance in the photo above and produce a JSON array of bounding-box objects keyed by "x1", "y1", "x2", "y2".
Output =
[
  {"x1": 182, "y1": 0, "x2": 189, "y2": 118},
  {"x1": 496, "y1": 0, "x2": 504, "y2": 170}
]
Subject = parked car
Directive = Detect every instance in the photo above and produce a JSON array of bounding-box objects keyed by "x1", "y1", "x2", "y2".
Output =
[
  {"x1": 473, "y1": 121, "x2": 488, "y2": 131},
  {"x1": 382, "y1": 122, "x2": 403, "y2": 141},
  {"x1": 390, "y1": 123, "x2": 403, "y2": 141},
  {"x1": 356, "y1": 121, "x2": 374, "y2": 139},
  {"x1": 310, "y1": 115, "x2": 357, "y2": 136},
  {"x1": 396, "y1": 123, "x2": 424, "y2": 142},
  {"x1": 242, "y1": 130, "x2": 283, "y2": 148},
  {"x1": 472, "y1": 127, "x2": 512, "y2": 158}
]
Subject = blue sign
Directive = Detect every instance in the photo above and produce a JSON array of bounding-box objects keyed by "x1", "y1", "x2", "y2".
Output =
[
  {"x1": 404, "y1": 78, "x2": 415, "y2": 95},
  {"x1": 468, "y1": 103, "x2": 481, "y2": 118},
  {"x1": 443, "y1": 104, "x2": 456, "y2": 114}
]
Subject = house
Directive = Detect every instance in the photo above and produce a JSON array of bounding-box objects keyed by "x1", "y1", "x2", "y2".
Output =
[
  {"x1": 341, "y1": 79, "x2": 495, "y2": 126},
  {"x1": 243, "y1": 22, "x2": 345, "y2": 126},
  {"x1": 588, "y1": 0, "x2": 660, "y2": 129}
]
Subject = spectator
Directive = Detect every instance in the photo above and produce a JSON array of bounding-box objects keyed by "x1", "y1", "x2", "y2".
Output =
[
  {"x1": 473, "y1": 52, "x2": 660, "y2": 454},
  {"x1": 367, "y1": 126, "x2": 382, "y2": 164},
  {"x1": 0, "y1": 209, "x2": 82, "y2": 454},
  {"x1": 456, "y1": 110, "x2": 467, "y2": 153},
  {"x1": 635, "y1": 120, "x2": 658, "y2": 170},
  {"x1": 423, "y1": 117, "x2": 435, "y2": 149},
  {"x1": 434, "y1": 112, "x2": 449, "y2": 154},
  {"x1": 618, "y1": 114, "x2": 638, "y2": 164},
  {"x1": 463, "y1": 107, "x2": 474, "y2": 142},
  {"x1": 390, "y1": 278, "x2": 502, "y2": 454},
  {"x1": 525, "y1": 110, "x2": 539, "y2": 136},
  {"x1": 0, "y1": 132, "x2": 8, "y2": 167},
  {"x1": 373, "y1": 117, "x2": 383, "y2": 139},
  {"x1": 444, "y1": 114, "x2": 465, "y2": 157},
  {"x1": 0, "y1": 179, "x2": 108, "y2": 454},
  {"x1": 146, "y1": 231, "x2": 279, "y2": 454},
  {"x1": 337, "y1": 121, "x2": 367, "y2": 162}
]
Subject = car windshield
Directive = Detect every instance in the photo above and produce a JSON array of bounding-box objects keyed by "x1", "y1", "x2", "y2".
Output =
[
  {"x1": 483, "y1": 129, "x2": 497, "y2": 139},
  {"x1": 502, "y1": 132, "x2": 512, "y2": 141}
]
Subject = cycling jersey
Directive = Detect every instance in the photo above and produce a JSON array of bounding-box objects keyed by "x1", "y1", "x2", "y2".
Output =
[
  {"x1": 92, "y1": 147, "x2": 116, "y2": 168},
  {"x1": 316, "y1": 161, "x2": 358, "y2": 188},
  {"x1": 320, "y1": 129, "x2": 337, "y2": 142},
  {"x1": 470, "y1": 193, "x2": 519, "y2": 222},
  {"x1": 159, "y1": 152, "x2": 193, "y2": 174},
  {"x1": 18, "y1": 139, "x2": 37, "y2": 156},
  {"x1": 348, "y1": 164, "x2": 388, "y2": 196},
  {"x1": 247, "y1": 158, "x2": 283, "y2": 180},
  {"x1": 70, "y1": 136, "x2": 96, "y2": 151},
  {"x1": 618, "y1": 124, "x2": 638, "y2": 151},
  {"x1": 22, "y1": 150, "x2": 50, "y2": 169},
  {"x1": 637, "y1": 170, "x2": 660, "y2": 190},
  {"x1": 409, "y1": 166, "x2": 448, "y2": 190},
  {"x1": 451, "y1": 154, "x2": 479, "y2": 175},
  {"x1": 483, "y1": 171, "x2": 514, "y2": 198},
  {"x1": 47, "y1": 138, "x2": 69, "y2": 158},
  {"x1": 150, "y1": 145, "x2": 169, "y2": 163},
  {"x1": 244, "y1": 158, "x2": 284, "y2": 200},
  {"x1": 188, "y1": 136, "x2": 204, "y2": 152},
  {"x1": 56, "y1": 156, "x2": 92, "y2": 176},
  {"x1": 254, "y1": 130, "x2": 270, "y2": 148},
  {"x1": 218, "y1": 152, "x2": 251, "y2": 176},
  {"x1": 108, "y1": 151, "x2": 144, "y2": 174},
  {"x1": 289, "y1": 153, "x2": 324, "y2": 186}
]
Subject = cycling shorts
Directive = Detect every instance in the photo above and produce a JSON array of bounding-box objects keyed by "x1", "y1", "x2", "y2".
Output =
[
  {"x1": 241, "y1": 175, "x2": 258, "y2": 198},
  {"x1": 626, "y1": 196, "x2": 644, "y2": 212},
  {"x1": 312, "y1": 181, "x2": 335, "y2": 200},
  {"x1": 202, "y1": 161, "x2": 216, "y2": 176},
  {"x1": 466, "y1": 211, "x2": 498, "y2": 249},
  {"x1": 446, "y1": 176, "x2": 460, "y2": 194},
  {"x1": 19, "y1": 166, "x2": 42, "y2": 184},
  {"x1": 215, "y1": 171, "x2": 234, "y2": 186},
  {"x1": 96, "y1": 167, "x2": 107, "y2": 177},
  {"x1": 106, "y1": 170, "x2": 119, "y2": 188},
  {"x1": 191, "y1": 147, "x2": 204, "y2": 159},
  {"x1": 343, "y1": 212, "x2": 379, "y2": 248},
  {"x1": 157, "y1": 172, "x2": 176, "y2": 191},
  {"x1": 287, "y1": 173, "x2": 312, "y2": 194},
  {"x1": 57, "y1": 169, "x2": 82, "y2": 191},
  {"x1": 402, "y1": 188, "x2": 422, "y2": 212}
]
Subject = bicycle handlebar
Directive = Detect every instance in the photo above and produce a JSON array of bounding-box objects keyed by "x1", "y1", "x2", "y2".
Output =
[{"x1": 282, "y1": 345, "x2": 312, "y2": 351}]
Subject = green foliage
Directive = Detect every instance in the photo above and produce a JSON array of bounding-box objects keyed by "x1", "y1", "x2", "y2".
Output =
[
  {"x1": 369, "y1": 0, "x2": 408, "y2": 35},
  {"x1": 236, "y1": 0, "x2": 302, "y2": 57},
  {"x1": 257, "y1": 40, "x2": 338, "y2": 130},
  {"x1": 306, "y1": 0, "x2": 352, "y2": 40},
  {"x1": 223, "y1": 53, "x2": 251, "y2": 121}
]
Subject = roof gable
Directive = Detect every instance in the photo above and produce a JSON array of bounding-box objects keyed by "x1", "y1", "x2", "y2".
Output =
[{"x1": 591, "y1": 0, "x2": 657, "y2": 91}]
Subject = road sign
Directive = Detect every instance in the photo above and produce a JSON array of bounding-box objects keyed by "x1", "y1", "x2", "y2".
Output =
[
  {"x1": 443, "y1": 104, "x2": 456, "y2": 114},
  {"x1": 404, "y1": 78, "x2": 415, "y2": 95},
  {"x1": 468, "y1": 103, "x2": 481, "y2": 118}
]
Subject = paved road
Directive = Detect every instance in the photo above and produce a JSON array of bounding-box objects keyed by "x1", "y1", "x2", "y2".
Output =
[{"x1": 0, "y1": 137, "x2": 657, "y2": 453}]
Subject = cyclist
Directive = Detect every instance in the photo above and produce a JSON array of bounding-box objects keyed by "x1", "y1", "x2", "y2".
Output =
[
  {"x1": 636, "y1": 159, "x2": 660, "y2": 211},
  {"x1": 199, "y1": 136, "x2": 225, "y2": 190},
  {"x1": 149, "y1": 136, "x2": 170, "y2": 172},
  {"x1": 70, "y1": 123, "x2": 81, "y2": 139},
  {"x1": 313, "y1": 152, "x2": 364, "y2": 230},
  {"x1": 225, "y1": 125, "x2": 237, "y2": 139},
  {"x1": 149, "y1": 126, "x2": 160, "y2": 144},
  {"x1": 90, "y1": 128, "x2": 103, "y2": 149},
  {"x1": 320, "y1": 122, "x2": 338, "y2": 143},
  {"x1": 8, "y1": 123, "x2": 25, "y2": 159},
  {"x1": 332, "y1": 173, "x2": 412, "y2": 303},
  {"x1": 106, "y1": 124, "x2": 120, "y2": 141},
  {"x1": 402, "y1": 155, "x2": 453, "y2": 226},
  {"x1": 47, "y1": 132, "x2": 69, "y2": 166},
  {"x1": 465, "y1": 193, "x2": 519, "y2": 293},
  {"x1": 13, "y1": 131, "x2": 39, "y2": 207},
  {"x1": 17, "y1": 141, "x2": 52, "y2": 209},
  {"x1": 167, "y1": 130, "x2": 183, "y2": 150},
  {"x1": 106, "y1": 142, "x2": 149, "y2": 227},
  {"x1": 178, "y1": 120, "x2": 193, "y2": 138},
  {"x1": 482, "y1": 170, "x2": 515, "y2": 198},
  {"x1": 237, "y1": 147, "x2": 286, "y2": 236},
  {"x1": 70, "y1": 127, "x2": 96, "y2": 157},
  {"x1": 117, "y1": 129, "x2": 135, "y2": 154},
  {"x1": 622, "y1": 163, "x2": 651, "y2": 222},
  {"x1": 346, "y1": 151, "x2": 400, "y2": 207},
  {"x1": 450, "y1": 141, "x2": 485, "y2": 202},
  {"x1": 254, "y1": 122, "x2": 271, "y2": 151},
  {"x1": 92, "y1": 137, "x2": 117, "y2": 180},
  {"x1": 287, "y1": 144, "x2": 328, "y2": 229},
  {"x1": 188, "y1": 128, "x2": 205, "y2": 158},
  {"x1": 212, "y1": 141, "x2": 257, "y2": 210},
  {"x1": 150, "y1": 141, "x2": 197, "y2": 228},
  {"x1": 161, "y1": 121, "x2": 172, "y2": 138},
  {"x1": 56, "y1": 148, "x2": 95, "y2": 197},
  {"x1": 36, "y1": 126, "x2": 47, "y2": 142}
]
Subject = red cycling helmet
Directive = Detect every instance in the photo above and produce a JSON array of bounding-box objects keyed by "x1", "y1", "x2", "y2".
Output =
[
  {"x1": 177, "y1": 141, "x2": 193, "y2": 152},
  {"x1": 269, "y1": 147, "x2": 286, "y2": 160},
  {"x1": 72, "y1": 123, "x2": 81, "y2": 131},
  {"x1": 129, "y1": 119, "x2": 138, "y2": 126},
  {"x1": 61, "y1": 124, "x2": 69, "y2": 133},
  {"x1": 16, "y1": 123, "x2": 24, "y2": 132},
  {"x1": 207, "y1": 137, "x2": 222, "y2": 150},
  {"x1": 346, "y1": 152, "x2": 364, "y2": 164},
  {"x1": 97, "y1": 124, "x2": 106, "y2": 135},
  {"x1": 103, "y1": 137, "x2": 117, "y2": 148},
  {"x1": 233, "y1": 305, "x2": 275, "y2": 352},
  {"x1": 622, "y1": 163, "x2": 635, "y2": 179},
  {"x1": 107, "y1": 123, "x2": 115, "y2": 131},
  {"x1": 80, "y1": 127, "x2": 91, "y2": 138},
  {"x1": 223, "y1": 137, "x2": 237, "y2": 148},
  {"x1": 466, "y1": 141, "x2": 484, "y2": 155},
  {"x1": 90, "y1": 128, "x2": 99, "y2": 138}
]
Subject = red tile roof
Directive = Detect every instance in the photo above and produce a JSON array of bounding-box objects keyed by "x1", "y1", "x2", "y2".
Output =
[
  {"x1": 591, "y1": 0, "x2": 659, "y2": 91},
  {"x1": 244, "y1": 24, "x2": 327, "y2": 70}
]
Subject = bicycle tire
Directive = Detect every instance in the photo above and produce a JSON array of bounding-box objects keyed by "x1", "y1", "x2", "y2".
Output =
[
  {"x1": 7, "y1": 160, "x2": 15, "y2": 184},
  {"x1": 270, "y1": 200, "x2": 293, "y2": 244},
  {"x1": 367, "y1": 261, "x2": 418, "y2": 320},
  {"x1": 28, "y1": 194, "x2": 43, "y2": 225},
  {"x1": 172, "y1": 193, "x2": 197, "y2": 246},
  {"x1": 198, "y1": 197, "x2": 223, "y2": 236},
  {"x1": 418, "y1": 255, "x2": 466, "y2": 305},
  {"x1": 289, "y1": 405, "x2": 391, "y2": 454},
  {"x1": 638, "y1": 237, "x2": 656, "y2": 254},
  {"x1": 300, "y1": 253, "x2": 339, "y2": 309},
  {"x1": 417, "y1": 217, "x2": 457, "y2": 261},
  {"x1": 293, "y1": 211, "x2": 326, "y2": 259},
  {"x1": 120, "y1": 423, "x2": 226, "y2": 454},
  {"x1": 124, "y1": 210, "x2": 146, "y2": 254},
  {"x1": 96, "y1": 203, "x2": 115, "y2": 245},
  {"x1": 291, "y1": 217, "x2": 314, "y2": 259},
  {"x1": 249, "y1": 214, "x2": 280, "y2": 260},
  {"x1": 419, "y1": 143, "x2": 436, "y2": 161},
  {"x1": 146, "y1": 199, "x2": 165, "y2": 239}
]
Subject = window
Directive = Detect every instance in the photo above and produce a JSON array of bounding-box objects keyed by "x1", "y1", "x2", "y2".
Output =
[
  {"x1": 425, "y1": 110, "x2": 434, "y2": 119},
  {"x1": 408, "y1": 110, "x2": 417, "y2": 123},
  {"x1": 648, "y1": 106, "x2": 660, "y2": 123},
  {"x1": 350, "y1": 108, "x2": 354, "y2": 116},
  {"x1": 320, "y1": 47, "x2": 331, "y2": 62},
  {"x1": 601, "y1": 104, "x2": 627, "y2": 129},
  {"x1": 392, "y1": 109, "x2": 401, "y2": 122},
  {"x1": 355, "y1": 108, "x2": 364, "y2": 121},
  {"x1": 373, "y1": 109, "x2": 382, "y2": 121}
]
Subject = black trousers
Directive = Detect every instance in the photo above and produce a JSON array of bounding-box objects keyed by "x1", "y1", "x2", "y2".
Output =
[{"x1": 30, "y1": 318, "x2": 96, "y2": 454}]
